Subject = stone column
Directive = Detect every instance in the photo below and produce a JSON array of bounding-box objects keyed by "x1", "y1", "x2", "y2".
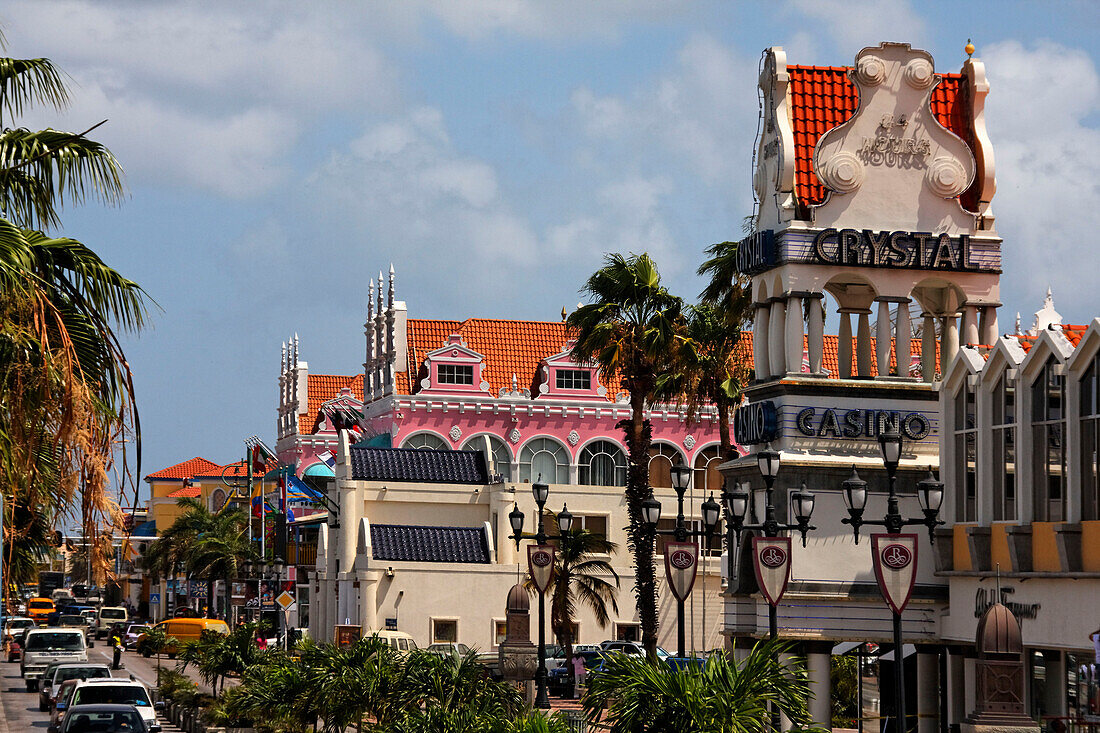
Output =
[
  {"x1": 358, "y1": 570, "x2": 379, "y2": 634},
  {"x1": 786, "y1": 295, "x2": 804, "y2": 375},
  {"x1": 1043, "y1": 650, "x2": 1067, "y2": 717},
  {"x1": 961, "y1": 305, "x2": 980, "y2": 346},
  {"x1": 921, "y1": 314, "x2": 937, "y2": 383},
  {"x1": 769, "y1": 298, "x2": 787, "y2": 378},
  {"x1": 876, "y1": 299, "x2": 892, "y2": 377},
  {"x1": 941, "y1": 315, "x2": 959, "y2": 375},
  {"x1": 807, "y1": 294, "x2": 824, "y2": 375},
  {"x1": 754, "y1": 303, "x2": 771, "y2": 379},
  {"x1": 896, "y1": 301, "x2": 912, "y2": 378},
  {"x1": 963, "y1": 655, "x2": 977, "y2": 716},
  {"x1": 495, "y1": 489, "x2": 517, "y2": 565},
  {"x1": 856, "y1": 310, "x2": 873, "y2": 377},
  {"x1": 979, "y1": 306, "x2": 999, "y2": 345},
  {"x1": 838, "y1": 310, "x2": 854, "y2": 379},
  {"x1": 806, "y1": 642, "x2": 833, "y2": 730},
  {"x1": 947, "y1": 650, "x2": 966, "y2": 726},
  {"x1": 916, "y1": 647, "x2": 940, "y2": 733}
]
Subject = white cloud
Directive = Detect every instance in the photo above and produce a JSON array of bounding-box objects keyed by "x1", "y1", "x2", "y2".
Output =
[
  {"x1": 981, "y1": 40, "x2": 1100, "y2": 322},
  {"x1": 788, "y1": 0, "x2": 927, "y2": 57}
]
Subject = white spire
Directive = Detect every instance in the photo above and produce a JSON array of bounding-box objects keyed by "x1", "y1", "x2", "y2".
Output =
[{"x1": 1028, "y1": 287, "x2": 1063, "y2": 336}]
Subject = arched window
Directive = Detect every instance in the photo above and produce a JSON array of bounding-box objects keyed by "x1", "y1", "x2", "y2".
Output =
[
  {"x1": 403, "y1": 433, "x2": 448, "y2": 451},
  {"x1": 578, "y1": 441, "x2": 626, "y2": 486},
  {"x1": 519, "y1": 438, "x2": 569, "y2": 484},
  {"x1": 462, "y1": 435, "x2": 512, "y2": 481},
  {"x1": 693, "y1": 446, "x2": 723, "y2": 493},
  {"x1": 210, "y1": 489, "x2": 227, "y2": 512},
  {"x1": 647, "y1": 443, "x2": 684, "y2": 489}
]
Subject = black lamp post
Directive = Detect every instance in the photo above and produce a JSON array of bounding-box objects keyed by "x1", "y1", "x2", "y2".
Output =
[
  {"x1": 722, "y1": 444, "x2": 816, "y2": 733},
  {"x1": 641, "y1": 462, "x2": 721, "y2": 658},
  {"x1": 839, "y1": 428, "x2": 944, "y2": 733},
  {"x1": 509, "y1": 480, "x2": 574, "y2": 710}
]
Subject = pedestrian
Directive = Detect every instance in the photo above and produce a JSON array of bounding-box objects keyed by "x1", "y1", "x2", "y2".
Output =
[
  {"x1": 110, "y1": 625, "x2": 124, "y2": 670},
  {"x1": 572, "y1": 653, "x2": 586, "y2": 698}
]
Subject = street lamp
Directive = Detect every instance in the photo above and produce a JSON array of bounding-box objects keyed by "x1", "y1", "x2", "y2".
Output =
[
  {"x1": 722, "y1": 443, "x2": 816, "y2": 732},
  {"x1": 641, "y1": 460, "x2": 721, "y2": 658},
  {"x1": 509, "y1": 480, "x2": 573, "y2": 709},
  {"x1": 838, "y1": 428, "x2": 945, "y2": 733}
]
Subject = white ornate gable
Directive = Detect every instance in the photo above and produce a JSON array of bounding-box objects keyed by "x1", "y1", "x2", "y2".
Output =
[{"x1": 812, "y1": 42, "x2": 977, "y2": 234}]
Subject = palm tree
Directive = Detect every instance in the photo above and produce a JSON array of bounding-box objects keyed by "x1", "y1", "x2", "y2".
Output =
[
  {"x1": 185, "y1": 504, "x2": 254, "y2": 620},
  {"x1": 138, "y1": 624, "x2": 176, "y2": 687},
  {"x1": 227, "y1": 649, "x2": 315, "y2": 732},
  {"x1": 567, "y1": 252, "x2": 687, "y2": 658},
  {"x1": 0, "y1": 31, "x2": 148, "y2": 606},
  {"x1": 394, "y1": 649, "x2": 525, "y2": 733},
  {"x1": 525, "y1": 515, "x2": 619, "y2": 671},
  {"x1": 658, "y1": 304, "x2": 752, "y2": 463},
  {"x1": 583, "y1": 638, "x2": 821, "y2": 733}
]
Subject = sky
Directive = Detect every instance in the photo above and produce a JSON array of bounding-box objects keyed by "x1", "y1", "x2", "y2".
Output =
[{"x1": 2, "y1": 1, "x2": 1097, "y2": 505}]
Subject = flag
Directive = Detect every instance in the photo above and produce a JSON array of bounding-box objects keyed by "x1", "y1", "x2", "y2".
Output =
[
  {"x1": 285, "y1": 474, "x2": 323, "y2": 503},
  {"x1": 251, "y1": 445, "x2": 267, "y2": 474},
  {"x1": 317, "y1": 450, "x2": 336, "y2": 468}
]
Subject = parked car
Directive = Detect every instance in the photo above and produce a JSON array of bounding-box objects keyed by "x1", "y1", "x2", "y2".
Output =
[
  {"x1": 39, "y1": 662, "x2": 111, "y2": 711},
  {"x1": 4, "y1": 616, "x2": 35, "y2": 643},
  {"x1": 59, "y1": 703, "x2": 162, "y2": 733},
  {"x1": 599, "y1": 639, "x2": 672, "y2": 659},
  {"x1": 548, "y1": 650, "x2": 607, "y2": 697},
  {"x1": 425, "y1": 642, "x2": 471, "y2": 656},
  {"x1": 68, "y1": 677, "x2": 162, "y2": 729},
  {"x1": 370, "y1": 630, "x2": 418, "y2": 656},
  {"x1": 49, "y1": 678, "x2": 81, "y2": 733},
  {"x1": 21, "y1": 628, "x2": 88, "y2": 691},
  {"x1": 122, "y1": 624, "x2": 149, "y2": 650},
  {"x1": 137, "y1": 617, "x2": 229, "y2": 658}
]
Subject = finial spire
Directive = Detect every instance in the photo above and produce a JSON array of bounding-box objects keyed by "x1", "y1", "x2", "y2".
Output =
[
  {"x1": 965, "y1": 38, "x2": 975, "y2": 58},
  {"x1": 561, "y1": 306, "x2": 567, "y2": 321}
]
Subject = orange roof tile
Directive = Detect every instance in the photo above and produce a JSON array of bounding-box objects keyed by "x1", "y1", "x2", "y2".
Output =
[
  {"x1": 403, "y1": 319, "x2": 578, "y2": 398},
  {"x1": 195, "y1": 459, "x2": 279, "y2": 480},
  {"x1": 145, "y1": 457, "x2": 220, "y2": 482},
  {"x1": 1063, "y1": 324, "x2": 1088, "y2": 348},
  {"x1": 167, "y1": 485, "x2": 201, "y2": 498},
  {"x1": 738, "y1": 330, "x2": 939, "y2": 378},
  {"x1": 306, "y1": 374, "x2": 363, "y2": 416},
  {"x1": 787, "y1": 65, "x2": 973, "y2": 215}
]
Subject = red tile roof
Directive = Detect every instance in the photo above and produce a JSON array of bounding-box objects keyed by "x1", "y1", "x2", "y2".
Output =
[
  {"x1": 167, "y1": 484, "x2": 201, "y2": 498},
  {"x1": 1014, "y1": 324, "x2": 1087, "y2": 353},
  {"x1": 787, "y1": 65, "x2": 974, "y2": 215},
  {"x1": 740, "y1": 330, "x2": 938, "y2": 378},
  {"x1": 145, "y1": 457, "x2": 220, "y2": 482},
  {"x1": 403, "y1": 319, "x2": 579, "y2": 398},
  {"x1": 195, "y1": 459, "x2": 280, "y2": 480},
  {"x1": 306, "y1": 374, "x2": 363, "y2": 416}
]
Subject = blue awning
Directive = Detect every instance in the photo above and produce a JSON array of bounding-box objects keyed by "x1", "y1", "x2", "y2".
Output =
[{"x1": 302, "y1": 462, "x2": 335, "y2": 478}]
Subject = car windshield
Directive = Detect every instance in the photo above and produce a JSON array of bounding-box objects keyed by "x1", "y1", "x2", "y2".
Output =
[
  {"x1": 26, "y1": 633, "x2": 84, "y2": 651},
  {"x1": 127, "y1": 627, "x2": 148, "y2": 635},
  {"x1": 100, "y1": 610, "x2": 125, "y2": 620},
  {"x1": 72, "y1": 686, "x2": 150, "y2": 707},
  {"x1": 57, "y1": 667, "x2": 110, "y2": 684},
  {"x1": 29, "y1": 601, "x2": 53, "y2": 609},
  {"x1": 62, "y1": 708, "x2": 144, "y2": 732},
  {"x1": 60, "y1": 616, "x2": 85, "y2": 626}
]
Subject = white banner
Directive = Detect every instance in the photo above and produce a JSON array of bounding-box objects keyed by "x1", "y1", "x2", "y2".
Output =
[
  {"x1": 664, "y1": 542, "x2": 699, "y2": 602},
  {"x1": 528, "y1": 545, "x2": 556, "y2": 594}
]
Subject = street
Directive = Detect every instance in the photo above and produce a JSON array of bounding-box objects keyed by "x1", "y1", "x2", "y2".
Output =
[{"x1": 0, "y1": 643, "x2": 213, "y2": 732}]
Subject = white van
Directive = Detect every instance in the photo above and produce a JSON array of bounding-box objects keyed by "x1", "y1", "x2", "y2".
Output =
[
  {"x1": 373, "y1": 630, "x2": 418, "y2": 655},
  {"x1": 21, "y1": 628, "x2": 88, "y2": 691},
  {"x1": 94, "y1": 606, "x2": 128, "y2": 639}
]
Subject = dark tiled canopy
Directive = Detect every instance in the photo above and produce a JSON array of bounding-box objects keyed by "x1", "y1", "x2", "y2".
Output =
[
  {"x1": 370, "y1": 524, "x2": 490, "y2": 564},
  {"x1": 349, "y1": 447, "x2": 488, "y2": 484}
]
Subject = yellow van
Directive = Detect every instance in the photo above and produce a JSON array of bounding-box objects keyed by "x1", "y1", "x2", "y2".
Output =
[{"x1": 136, "y1": 617, "x2": 230, "y2": 658}]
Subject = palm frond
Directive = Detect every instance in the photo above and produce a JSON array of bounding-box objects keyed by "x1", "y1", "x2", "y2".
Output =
[{"x1": 0, "y1": 56, "x2": 70, "y2": 120}]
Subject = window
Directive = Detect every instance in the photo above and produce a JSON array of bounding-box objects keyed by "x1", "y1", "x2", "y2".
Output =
[
  {"x1": 556, "y1": 369, "x2": 592, "y2": 390},
  {"x1": 1081, "y1": 354, "x2": 1100, "y2": 521},
  {"x1": 1031, "y1": 358, "x2": 1065, "y2": 521},
  {"x1": 210, "y1": 489, "x2": 227, "y2": 512},
  {"x1": 992, "y1": 374, "x2": 1017, "y2": 521},
  {"x1": 648, "y1": 444, "x2": 684, "y2": 489},
  {"x1": 493, "y1": 620, "x2": 507, "y2": 648},
  {"x1": 463, "y1": 435, "x2": 512, "y2": 481},
  {"x1": 403, "y1": 433, "x2": 448, "y2": 451},
  {"x1": 432, "y1": 618, "x2": 458, "y2": 644},
  {"x1": 693, "y1": 446, "x2": 723, "y2": 493},
  {"x1": 519, "y1": 438, "x2": 569, "y2": 484},
  {"x1": 576, "y1": 514, "x2": 608, "y2": 540},
  {"x1": 437, "y1": 364, "x2": 474, "y2": 385},
  {"x1": 578, "y1": 441, "x2": 626, "y2": 486},
  {"x1": 655, "y1": 518, "x2": 722, "y2": 555},
  {"x1": 953, "y1": 378, "x2": 977, "y2": 522},
  {"x1": 615, "y1": 623, "x2": 640, "y2": 642}
]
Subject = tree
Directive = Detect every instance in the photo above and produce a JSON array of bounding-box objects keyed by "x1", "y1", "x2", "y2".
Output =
[
  {"x1": 185, "y1": 504, "x2": 254, "y2": 620},
  {"x1": 179, "y1": 623, "x2": 266, "y2": 695},
  {"x1": 567, "y1": 252, "x2": 687, "y2": 658},
  {"x1": 0, "y1": 31, "x2": 148, "y2": 605},
  {"x1": 525, "y1": 514, "x2": 619, "y2": 673},
  {"x1": 394, "y1": 648, "x2": 525, "y2": 733},
  {"x1": 657, "y1": 304, "x2": 752, "y2": 463},
  {"x1": 583, "y1": 638, "x2": 824, "y2": 733},
  {"x1": 138, "y1": 623, "x2": 177, "y2": 688}
]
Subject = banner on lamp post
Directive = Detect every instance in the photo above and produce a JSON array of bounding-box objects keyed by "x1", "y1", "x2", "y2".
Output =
[
  {"x1": 871, "y1": 533, "x2": 918, "y2": 615},
  {"x1": 528, "y1": 545, "x2": 555, "y2": 594},
  {"x1": 664, "y1": 542, "x2": 699, "y2": 602},
  {"x1": 752, "y1": 536, "x2": 792, "y2": 607}
]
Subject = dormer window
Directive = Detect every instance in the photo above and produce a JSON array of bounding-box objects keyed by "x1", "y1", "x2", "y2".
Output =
[
  {"x1": 556, "y1": 369, "x2": 591, "y2": 391},
  {"x1": 438, "y1": 364, "x2": 474, "y2": 385}
]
